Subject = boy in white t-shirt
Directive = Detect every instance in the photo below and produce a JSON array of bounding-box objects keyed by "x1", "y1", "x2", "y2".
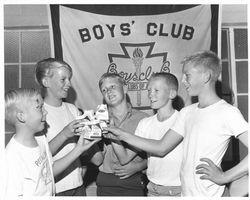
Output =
[
  {"x1": 4, "y1": 88, "x2": 99, "y2": 197},
  {"x1": 105, "y1": 51, "x2": 248, "y2": 196},
  {"x1": 35, "y1": 58, "x2": 103, "y2": 196},
  {"x1": 107, "y1": 72, "x2": 183, "y2": 196}
]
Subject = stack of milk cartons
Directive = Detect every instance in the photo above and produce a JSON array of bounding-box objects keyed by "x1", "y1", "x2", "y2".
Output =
[{"x1": 75, "y1": 104, "x2": 109, "y2": 139}]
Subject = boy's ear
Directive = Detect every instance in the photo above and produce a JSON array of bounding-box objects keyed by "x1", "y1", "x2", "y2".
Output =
[
  {"x1": 42, "y1": 77, "x2": 50, "y2": 88},
  {"x1": 16, "y1": 110, "x2": 26, "y2": 123},
  {"x1": 169, "y1": 89, "x2": 177, "y2": 100},
  {"x1": 203, "y1": 71, "x2": 211, "y2": 84}
]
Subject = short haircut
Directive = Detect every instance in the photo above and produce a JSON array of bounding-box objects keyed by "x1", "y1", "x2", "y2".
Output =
[
  {"x1": 5, "y1": 88, "x2": 41, "y2": 125},
  {"x1": 98, "y1": 73, "x2": 126, "y2": 90},
  {"x1": 181, "y1": 50, "x2": 221, "y2": 81},
  {"x1": 35, "y1": 58, "x2": 72, "y2": 87},
  {"x1": 149, "y1": 72, "x2": 179, "y2": 91}
]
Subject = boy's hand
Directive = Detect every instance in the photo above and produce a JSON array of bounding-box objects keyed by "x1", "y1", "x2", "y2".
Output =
[
  {"x1": 76, "y1": 134, "x2": 101, "y2": 152},
  {"x1": 62, "y1": 119, "x2": 84, "y2": 139},
  {"x1": 196, "y1": 158, "x2": 226, "y2": 185},
  {"x1": 103, "y1": 132, "x2": 119, "y2": 141},
  {"x1": 114, "y1": 162, "x2": 138, "y2": 179},
  {"x1": 103, "y1": 126, "x2": 128, "y2": 141}
]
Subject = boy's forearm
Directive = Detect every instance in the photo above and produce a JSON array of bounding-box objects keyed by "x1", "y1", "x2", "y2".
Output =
[
  {"x1": 111, "y1": 141, "x2": 136, "y2": 165},
  {"x1": 124, "y1": 133, "x2": 155, "y2": 152},
  {"x1": 90, "y1": 151, "x2": 104, "y2": 166},
  {"x1": 49, "y1": 130, "x2": 68, "y2": 155},
  {"x1": 224, "y1": 131, "x2": 249, "y2": 183},
  {"x1": 121, "y1": 130, "x2": 183, "y2": 157},
  {"x1": 224, "y1": 155, "x2": 248, "y2": 183},
  {"x1": 133, "y1": 158, "x2": 147, "y2": 173},
  {"x1": 53, "y1": 146, "x2": 82, "y2": 177}
]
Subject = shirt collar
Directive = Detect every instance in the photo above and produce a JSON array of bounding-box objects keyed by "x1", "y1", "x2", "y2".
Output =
[{"x1": 108, "y1": 103, "x2": 132, "y2": 127}]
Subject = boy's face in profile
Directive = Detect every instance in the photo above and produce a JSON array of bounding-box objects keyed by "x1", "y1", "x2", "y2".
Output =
[
  {"x1": 182, "y1": 63, "x2": 205, "y2": 96},
  {"x1": 147, "y1": 77, "x2": 171, "y2": 110},
  {"x1": 24, "y1": 95, "x2": 47, "y2": 133}
]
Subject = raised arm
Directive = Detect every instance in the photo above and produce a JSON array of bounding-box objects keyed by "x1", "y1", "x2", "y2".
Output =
[
  {"x1": 48, "y1": 119, "x2": 84, "y2": 155},
  {"x1": 53, "y1": 135, "x2": 100, "y2": 177},
  {"x1": 104, "y1": 127, "x2": 183, "y2": 157}
]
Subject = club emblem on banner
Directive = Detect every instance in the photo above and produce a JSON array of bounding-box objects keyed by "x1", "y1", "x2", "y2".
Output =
[
  {"x1": 107, "y1": 42, "x2": 170, "y2": 108},
  {"x1": 132, "y1": 47, "x2": 144, "y2": 106}
]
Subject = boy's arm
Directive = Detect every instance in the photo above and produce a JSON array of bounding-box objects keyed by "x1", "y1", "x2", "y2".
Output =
[
  {"x1": 196, "y1": 131, "x2": 248, "y2": 185},
  {"x1": 90, "y1": 151, "x2": 104, "y2": 166},
  {"x1": 53, "y1": 135, "x2": 100, "y2": 177},
  {"x1": 114, "y1": 158, "x2": 147, "y2": 179},
  {"x1": 48, "y1": 119, "x2": 84, "y2": 155},
  {"x1": 107, "y1": 134, "x2": 147, "y2": 177},
  {"x1": 110, "y1": 140, "x2": 138, "y2": 165},
  {"x1": 89, "y1": 144, "x2": 104, "y2": 166},
  {"x1": 104, "y1": 127, "x2": 183, "y2": 157}
]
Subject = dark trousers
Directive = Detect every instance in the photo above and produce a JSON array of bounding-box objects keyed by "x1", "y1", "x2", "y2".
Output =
[
  {"x1": 96, "y1": 171, "x2": 146, "y2": 196},
  {"x1": 55, "y1": 184, "x2": 86, "y2": 196}
]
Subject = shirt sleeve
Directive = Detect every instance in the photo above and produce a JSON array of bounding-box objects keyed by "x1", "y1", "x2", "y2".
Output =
[
  {"x1": 170, "y1": 107, "x2": 188, "y2": 137},
  {"x1": 225, "y1": 106, "x2": 248, "y2": 137},
  {"x1": 66, "y1": 103, "x2": 81, "y2": 118},
  {"x1": 134, "y1": 118, "x2": 146, "y2": 137}
]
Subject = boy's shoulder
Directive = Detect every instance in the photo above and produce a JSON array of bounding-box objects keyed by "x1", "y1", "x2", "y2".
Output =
[
  {"x1": 139, "y1": 113, "x2": 155, "y2": 124},
  {"x1": 180, "y1": 99, "x2": 239, "y2": 114},
  {"x1": 179, "y1": 102, "x2": 199, "y2": 112},
  {"x1": 5, "y1": 137, "x2": 24, "y2": 159},
  {"x1": 5, "y1": 136, "x2": 16, "y2": 151},
  {"x1": 6, "y1": 134, "x2": 47, "y2": 150},
  {"x1": 215, "y1": 100, "x2": 243, "y2": 115},
  {"x1": 63, "y1": 102, "x2": 80, "y2": 115},
  {"x1": 138, "y1": 110, "x2": 179, "y2": 128},
  {"x1": 63, "y1": 102, "x2": 78, "y2": 110},
  {"x1": 131, "y1": 108, "x2": 150, "y2": 119},
  {"x1": 5, "y1": 140, "x2": 22, "y2": 166}
]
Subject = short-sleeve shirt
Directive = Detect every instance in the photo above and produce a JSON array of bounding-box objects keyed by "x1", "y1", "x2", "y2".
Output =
[
  {"x1": 135, "y1": 110, "x2": 182, "y2": 186},
  {"x1": 4, "y1": 135, "x2": 55, "y2": 197},
  {"x1": 44, "y1": 102, "x2": 84, "y2": 193},
  {"x1": 171, "y1": 99, "x2": 248, "y2": 196}
]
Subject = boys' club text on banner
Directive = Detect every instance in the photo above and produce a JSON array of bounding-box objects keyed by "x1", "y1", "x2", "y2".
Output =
[{"x1": 50, "y1": 5, "x2": 219, "y2": 110}]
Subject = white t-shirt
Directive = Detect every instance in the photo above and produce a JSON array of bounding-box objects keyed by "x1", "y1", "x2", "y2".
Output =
[
  {"x1": 4, "y1": 135, "x2": 55, "y2": 197},
  {"x1": 44, "y1": 102, "x2": 84, "y2": 193},
  {"x1": 171, "y1": 100, "x2": 248, "y2": 196},
  {"x1": 135, "y1": 110, "x2": 182, "y2": 186}
]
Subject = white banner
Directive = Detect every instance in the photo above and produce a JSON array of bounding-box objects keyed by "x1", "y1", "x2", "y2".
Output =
[{"x1": 51, "y1": 5, "x2": 218, "y2": 110}]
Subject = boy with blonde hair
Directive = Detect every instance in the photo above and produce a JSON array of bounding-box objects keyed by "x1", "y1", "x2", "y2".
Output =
[{"x1": 4, "y1": 88, "x2": 98, "y2": 197}]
